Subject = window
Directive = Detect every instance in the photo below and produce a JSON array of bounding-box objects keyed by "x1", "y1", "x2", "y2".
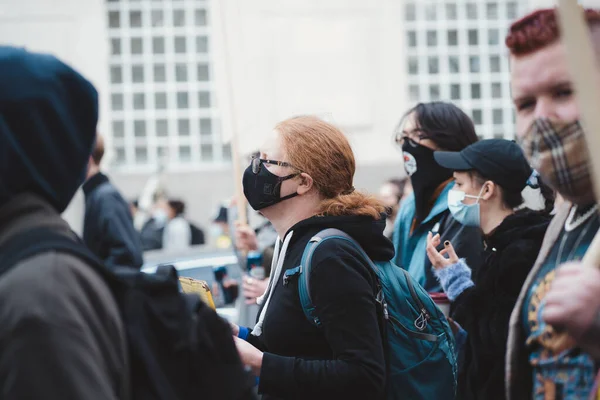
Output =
[
  {"x1": 110, "y1": 66, "x2": 122, "y2": 84},
  {"x1": 133, "y1": 93, "x2": 145, "y2": 110},
  {"x1": 111, "y1": 93, "x2": 123, "y2": 111},
  {"x1": 492, "y1": 83, "x2": 502, "y2": 98},
  {"x1": 178, "y1": 119, "x2": 190, "y2": 135},
  {"x1": 132, "y1": 65, "x2": 144, "y2": 83},
  {"x1": 488, "y1": 29, "x2": 500, "y2": 46},
  {"x1": 428, "y1": 57, "x2": 439, "y2": 74},
  {"x1": 487, "y1": 3, "x2": 498, "y2": 19},
  {"x1": 425, "y1": 4, "x2": 436, "y2": 20},
  {"x1": 409, "y1": 85, "x2": 419, "y2": 102},
  {"x1": 151, "y1": 10, "x2": 164, "y2": 27},
  {"x1": 173, "y1": 9, "x2": 185, "y2": 27},
  {"x1": 507, "y1": 2, "x2": 518, "y2": 19},
  {"x1": 472, "y1": 109, "x2": 483, "y2": 125},
  {"x1": 446, "y1": 4, "x2": 457, "y2": 20},
  {"x1": 175, "y1": 37, "x2": 186, "y2": 53},
  {"x1": 468, "y1": 30, "x2": 478, "y2": 46},
  {"x1": 155, "y1": 92, "x2": 167, "y2": 109},
  {"x1": 408, "y1": 57, "x2": 418, "y2": 75},
  {"x1": 113, "y1": 121, "x2": 125, "y2": 139},
  {"x1": 449, "y1": 56, "x2": 460, "y2": 73},
  {"x1": 111, "y1": 38, "x2": 121, "y2": 55},
  {"x1": 493, "y1": 109, "x2": 504, "y2": 124},
  {"x1": 405, "y1": 3, "x2": 416, "y2": 21},
  {"x1": 179, "y1": 146, "x2": 192, "y2": 162},
  {"x1": 153, "y1": 37, "x2": 165, "y2": 54},
  {"x1": 429, "y1": 85, "x2": 440, "y2": 100},
  {"x1": 466, "y1": 3, "x2": 477, "y2": 19},
  {"x1": 131, "y1": 38, "x2": 143, "y2": 55},
  {"x1": 134, "y1": 120, "x2": 146, "y2": 137},
  {"x1": 450, "y1": 84, "x2": 461, "y2": 100},
  {"x1": 200, "y1": 118, "x2": 212, "y2": 135},
  {"x1": 490, "y1": 55, "x2": 501, "y2": 73},
  {"x1": 176, "y1": 64, "x2": 187, "y2": 82},
  {"x1": 177, "y1": 92, "x2": 189, "y2": 109},
  {"x1": 130, "y1": 11, "x2": 142, "y2": 27},
  {"x1": 115, "y1": 148, "x2": 126, "y2": 163},
  {"x1": 135, "y1": 147, "x2": 148, "y2": 163},
  {"x1": 201, "y1": 144, "x2": 213, "y2": 161},
  {"x1": 427, "y1": 31, "x2": 437, "y2": 47},
  {"x1": 222, "y1": 143, "x2": 231, "y2": 160},
  {"x1": 156, "y1": 119, "x2": 168, "y2": 136},
  {"x1": 198, "y1": 91, "x2": 211, "y2": 108},
  {"x1": 469, "y1": 56, "x2": 480, "y2": 73},
  {"x1": 108, "y1": 11, "x2": 120, "y2": 28},
  {"x1": 471, "y1": 83, "x2": 481, "y2": 99},
  {"x1": 196, "y1": 36, "x2": 208, "y2": 53},
  {"x1": 154, "y1": 64, "x2": 166, "y2": 82},
  {"x1": 448, "y1": 30, "x2": 458, "y2": 46},
  {"x1": 197, "y1": 64, "x2": 209, "y2": 81},
  {"x1": 407, "y1": 31, "x2": 417, "y2": 48},
  {"x1": 195, "y1": 9, "x2": 207, "y2": 26}
]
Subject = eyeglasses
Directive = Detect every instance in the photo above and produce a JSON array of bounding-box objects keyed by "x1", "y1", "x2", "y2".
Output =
[
  {"x1": 394, "y1": 129, "x2": 427, "y2": 148},
  {"x1": 251, "y1": 157, "x2": 297, "y2": 175}
]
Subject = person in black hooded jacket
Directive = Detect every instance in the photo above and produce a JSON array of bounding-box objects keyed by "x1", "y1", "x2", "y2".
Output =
[
  {"x1": 230, "y1": 116, "x2": 391, "y2": 400},
  {"x1": 425, "y1": 139, "x2": 553, "y2": 400}
]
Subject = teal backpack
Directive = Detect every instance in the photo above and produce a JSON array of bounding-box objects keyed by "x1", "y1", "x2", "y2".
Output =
[{"x1": 292, "y1": 229, "x2": 457, "y2": 400}]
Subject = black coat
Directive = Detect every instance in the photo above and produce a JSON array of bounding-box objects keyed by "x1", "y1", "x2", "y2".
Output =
[
  {"x1": 451, "y1": 210, "x2": 550, "y2": 400},
  {"x1": 82, "y1": 173, "x2": 143, "y2": 269},
  {"x1": 245, "y1": 214, "x2": 394, "y2": 400}
]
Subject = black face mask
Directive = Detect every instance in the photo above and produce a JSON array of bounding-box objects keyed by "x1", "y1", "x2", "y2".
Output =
[
  {"x1": 242, "y1": 163, "x2": 299, "y2": 211},
  {"x1": 402, "y1": 141, "x2": 452, "y2": 224}
]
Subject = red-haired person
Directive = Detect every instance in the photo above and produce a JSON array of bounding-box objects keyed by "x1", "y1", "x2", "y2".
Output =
[
  {"x1": 230, "y1": 116, "x2": 390, "y2": 399},
  {"x1": 505, "y1": 8, "x2": 600, "y2": 400}
]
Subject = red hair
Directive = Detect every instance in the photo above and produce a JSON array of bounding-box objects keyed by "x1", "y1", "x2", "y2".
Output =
[
  {"x1": 275, "y1": 116, "x2": 385, "y2": 219},
  {"x1": 505, "y1": 8, "x2": 600, "y2": 56}
]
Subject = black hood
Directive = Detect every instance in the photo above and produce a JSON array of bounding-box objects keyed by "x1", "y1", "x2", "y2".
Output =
[
  {"x1": 287, "y1": 214, "x2": 395, "y2": 262},
  {"x1": 0, "y1": 46, "x2": 98, "y2": 212},
  {"x1": 486, "y1": 209, "x2": 550, "y2": 250}
]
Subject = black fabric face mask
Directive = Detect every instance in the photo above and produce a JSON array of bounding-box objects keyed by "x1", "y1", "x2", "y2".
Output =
[
  {"x1": 402, "y1": 141, "x2": 452, "y2": 224},
  {"x1": 242, "y1": 162, "x2": 299, "y2": 211}
]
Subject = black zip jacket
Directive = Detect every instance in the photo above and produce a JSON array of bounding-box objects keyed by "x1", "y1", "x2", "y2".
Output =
[
  {"x1": 451, "y1": 210, "x2": 550, "y2": 400},
  {"x1": 245, "y1": 214, "x2": 394, "y2": 400}
]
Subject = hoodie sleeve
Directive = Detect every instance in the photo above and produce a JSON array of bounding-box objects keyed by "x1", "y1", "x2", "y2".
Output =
[{"x1": 258, "y1": 246, "x2": 385, "y2": 399}]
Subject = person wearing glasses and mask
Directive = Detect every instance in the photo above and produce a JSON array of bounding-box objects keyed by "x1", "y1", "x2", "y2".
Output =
[
  {"x1": 392, "y1": 102, "x2": 482, "y2": 293},
  {"x1": 425, "y1": 139, "x2": 553, "y2": 400},
  {"x1": 229, "y1": 116, "x2": 392, "y2": 400}
]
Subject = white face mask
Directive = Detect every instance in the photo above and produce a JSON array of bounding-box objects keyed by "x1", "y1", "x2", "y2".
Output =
[
  {"x1": 210, "y1": 224, "x2": 224, "y2": 237},
  {"x1": 153, "y1": 209, "x2": 168, "y2": 226},
  {"x1": 447, "y1": 186, "x2": 485, "y2": 227}
]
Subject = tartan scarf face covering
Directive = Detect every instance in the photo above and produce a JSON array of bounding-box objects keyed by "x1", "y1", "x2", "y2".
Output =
[{"x1": 522, "y1": 118, "x2": 594, "y2": 205}]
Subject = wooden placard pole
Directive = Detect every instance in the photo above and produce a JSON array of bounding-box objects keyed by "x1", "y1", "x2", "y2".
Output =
[
  {"x1": 218, "y1": 0, "x2": 247, "y2": 225},
  {"x1": 557, "y1": 0, "x2": 600, "y2": 266}
]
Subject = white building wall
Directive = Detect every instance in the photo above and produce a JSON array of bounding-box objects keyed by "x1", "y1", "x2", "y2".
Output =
[{"x1": 0, "y1": 0, "x2": 109, "y2": 234}]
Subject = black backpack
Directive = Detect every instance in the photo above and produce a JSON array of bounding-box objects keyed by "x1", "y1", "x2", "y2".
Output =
[
  {"x1": 189, "y1": 223, "x2": 205, "y2": 245},
  {"x1": 0, "y1": 228, "x2": 255, "y2": 400}
]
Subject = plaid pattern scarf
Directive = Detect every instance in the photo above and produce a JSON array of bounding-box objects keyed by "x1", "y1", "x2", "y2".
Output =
[{"x1": 522, "y1": 118, "x2": 594, "y2": 205}]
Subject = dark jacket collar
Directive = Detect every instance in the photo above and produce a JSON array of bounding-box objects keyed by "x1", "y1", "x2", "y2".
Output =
[
  {"x1": 484, "y1": 209, "x2": 550, "y2": 251},
  {"x1": 82, "y1": 172, "x2": 109, "y2": 196},
  {"x1": 0, "y1": 193, "x2": 72, "y2": 247}
]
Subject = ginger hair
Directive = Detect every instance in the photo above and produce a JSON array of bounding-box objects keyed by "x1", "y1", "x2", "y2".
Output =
[
  {"x1": 275, "y1": 116, "x2": 385, "y2": 219},
  {"x1": 505, "y1": 8, "x2": 600, "y2": 56}
]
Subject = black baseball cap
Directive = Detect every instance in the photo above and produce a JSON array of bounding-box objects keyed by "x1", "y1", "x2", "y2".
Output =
[{"x1": 434, "y1": 139, "x2": 533, "y2": 193}]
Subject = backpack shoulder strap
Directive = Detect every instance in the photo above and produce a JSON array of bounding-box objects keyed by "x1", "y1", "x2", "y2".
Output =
[
  {"x1": 296, "y1": 228, "x2": 380, "y2": 327},
  {"x1": 0, "y1": 228, "x2": 108, "y2": 280}
]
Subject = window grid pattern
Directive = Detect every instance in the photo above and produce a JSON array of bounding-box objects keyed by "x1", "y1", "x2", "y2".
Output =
[
  {"x1": 107, "y1": 0, "x2": 228, "y2": 170},
  {"x1": 404, "y1": 0, "x2": 525, "y2": 139}
]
